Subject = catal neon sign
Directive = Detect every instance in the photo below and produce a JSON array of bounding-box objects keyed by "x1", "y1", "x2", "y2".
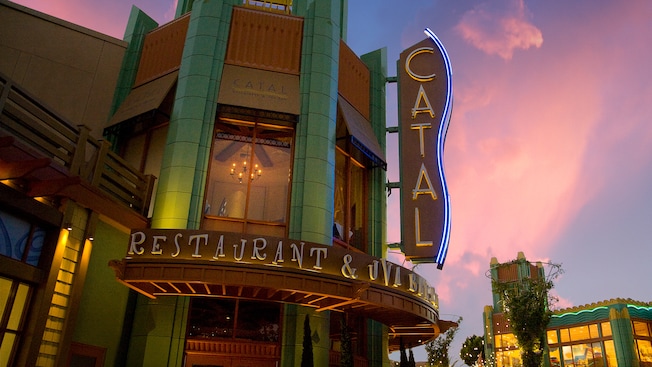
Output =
[{"x1": 398, "y1": 28, "x2": 452, "y2": 268}]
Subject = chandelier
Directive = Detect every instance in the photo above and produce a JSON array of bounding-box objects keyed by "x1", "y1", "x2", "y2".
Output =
[{"x1": 230, "y1": 159, "x2": 262, "y2": 183}]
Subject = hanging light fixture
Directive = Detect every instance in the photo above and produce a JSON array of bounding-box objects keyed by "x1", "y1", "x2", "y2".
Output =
[{"x1": 230, "y1": 152, "x2": 262, "y2": 183}]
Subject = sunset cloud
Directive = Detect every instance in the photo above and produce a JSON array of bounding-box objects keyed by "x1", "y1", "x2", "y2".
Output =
[{"x1": 455, "y1": 0, "x2": 543, "y2": 60}]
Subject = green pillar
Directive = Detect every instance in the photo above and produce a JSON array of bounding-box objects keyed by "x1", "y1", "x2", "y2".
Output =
[
  {"x1": 361, "y1": 48, "x2": 388, "y2": 259},
  {"x1": 362, "y1": 48, "x2": 390, "y2": 367},
  {"x1": 125, "y1": 296, "x2": 189, "y2": 367},
  {"x1": 151, "y1": 0, "x2": 237, "y2": 230},
  {"x1": 282, "y1": 2, "x2": 343, "y2": 366},
  {"x1": 609, "y1": 306, "x2": 639, "y2": 367},
  {"x1": 282, "y1": 305, "x2": 330, "y2": 367},
  {"x1": 128, "y1": 2, "x2": 238, "y2": 366},
  {"x1": 289, "y1": 0, "x2": 342, "y2": 245},
  {"x1": 111, "y1": 7, "x2": 158, "y2": 115}
]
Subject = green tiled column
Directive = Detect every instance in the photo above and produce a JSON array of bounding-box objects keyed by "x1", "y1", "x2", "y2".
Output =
[
  {"x1": 361, "y1": 48, "x2": 388, "y2": 258},
  {"x1": 125, "y1": 296, "x2": 189, "y2": 367},
  {"x1": 362, "y1": 48, "x2": 390, "y2": 367},
  {"x1": 129, "y1": 2, "x2": 238, "y2": 367},
  {"x1": 609, "y1": 306, "x2": 638, "y2": 367},
  {"x1": 289, "y1": 0, "x2": 342, "y2": 245},
  {"x1": 283, "y1": 2, "x2": 343, "y2": 367},
  {"x1": 151, "y1": 0, "x2": 237, "y2": 230}
]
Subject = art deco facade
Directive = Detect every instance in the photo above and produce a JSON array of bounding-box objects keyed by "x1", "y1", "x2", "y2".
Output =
[
  {"x1": 483, "y1": 253, "x2": 652, "y2": 367},
  {"x1": 0, "y1": 1, "x2": 451, "y2": 366}
]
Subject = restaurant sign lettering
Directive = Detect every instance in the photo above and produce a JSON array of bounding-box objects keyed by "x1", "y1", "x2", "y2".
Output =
[
  {"x1": 398, "y1": 29, "x2": 453, "y2": 268},
  {"x1": 126, "y1": 229, "x2": 438, "y2": 308}
]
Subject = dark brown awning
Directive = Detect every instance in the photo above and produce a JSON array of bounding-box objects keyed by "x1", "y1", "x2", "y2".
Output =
[
  {"x1": 108, "y1": 71, "x2": 178, "y2": 125},
  {"x1": 338, "y1": 95, "x2": 387, "y2": 170},
  {"x1": 109, "y1": 229, "x2": 450, "y2": 351}
]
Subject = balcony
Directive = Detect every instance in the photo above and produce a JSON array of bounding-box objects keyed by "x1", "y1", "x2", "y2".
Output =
[{"x1": 0, "y1": 72, "x2": 154, "y2": 228}]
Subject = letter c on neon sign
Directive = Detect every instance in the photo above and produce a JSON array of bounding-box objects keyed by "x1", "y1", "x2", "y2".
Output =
[{"x1": 405, "y1": 47, "x2": 436, "y2": 82}]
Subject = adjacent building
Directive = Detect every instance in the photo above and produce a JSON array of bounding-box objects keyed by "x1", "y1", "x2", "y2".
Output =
[
  {"x1": 0, "y1": 1, "x2": 452, "y2": 366},
  {"x1": 483, "y1": 253, "x2": 652, "y2": 367}
]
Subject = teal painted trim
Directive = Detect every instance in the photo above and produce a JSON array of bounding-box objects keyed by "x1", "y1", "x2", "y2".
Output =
[
  {"x1": 106, "y1": 7, "x2": 157, "y2": 146},
  {"x1": 175, "y1": 0, "x2": 194, "y2": 18},
  {"x1": 288, "y1": 0, "x2": 342, "y2": 245},
  {"x1": 549, "y1": 307, "x2": 611, "y2": 327},
  {"x1": 361, "y1": 48, "x2": 387, "y2": 259},
  {"x1": 340, "y1": 0, "x2": 348, "y2": 41}
]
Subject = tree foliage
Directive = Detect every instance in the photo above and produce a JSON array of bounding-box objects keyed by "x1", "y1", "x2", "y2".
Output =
[
  {"x1": 460, "y1": 335, "x2": 484, "y2": 366},
  {"x1": 426, "y1": 317, "x2": 462, "y2": 366},
  {"x1": 340, "y1": 318, "x2": 353, "y2": 367},
  {"x1": 491, "y1": 261, "x2": 563, "y2": 367},
  {"x1": 399, "y1": 338, "x2": 409, "y2": 367},
  {"x1": 301, "y1": 314, "x2": 314, "y2": 367}
]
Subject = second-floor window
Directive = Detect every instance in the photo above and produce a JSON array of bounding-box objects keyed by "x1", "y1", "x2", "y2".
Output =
[{"x1": 203, "y1": 118, "x2": 293, "y2": 237}]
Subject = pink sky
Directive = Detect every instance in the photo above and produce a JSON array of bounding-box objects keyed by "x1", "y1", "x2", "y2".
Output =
[{"x1": 12, "y1": 0, "x2": 652, "y2": 362}]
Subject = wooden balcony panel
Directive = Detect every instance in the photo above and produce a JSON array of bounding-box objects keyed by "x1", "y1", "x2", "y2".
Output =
[{"x1": 0, "y1": 73, "x2": 153, "y2": 222}]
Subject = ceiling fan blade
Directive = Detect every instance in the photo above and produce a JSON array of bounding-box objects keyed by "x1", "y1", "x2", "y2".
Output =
[
  {"x1": 214, "y1": 141, "x2": 240, "y2": 162},
  {"x1": 254, "y1": 144, "x2": 273, "y2": 167}
]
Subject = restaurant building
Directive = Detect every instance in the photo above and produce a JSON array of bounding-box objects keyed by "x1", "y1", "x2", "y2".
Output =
[
  {"x1": 483, "y1": 253, "x2": 652, "y2": 367},
  {"x1": 0, "y1": 1, "x2": 454, "y2": 366}
]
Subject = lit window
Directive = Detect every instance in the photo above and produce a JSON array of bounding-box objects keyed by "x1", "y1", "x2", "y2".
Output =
[
  {"x1": 0, "y1": 277, "x2": 32, "y2": 366},
  {"x1": 334, "y1": 148, "x2": 366, "y2": 251},
  {"x1": 204, "y1": 119, "x2": 293, "y2": 237}
]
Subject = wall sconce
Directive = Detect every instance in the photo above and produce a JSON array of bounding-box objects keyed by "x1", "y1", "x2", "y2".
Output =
[{"x1": 65, "y1": 223, "x2": 73, "y2": 231}]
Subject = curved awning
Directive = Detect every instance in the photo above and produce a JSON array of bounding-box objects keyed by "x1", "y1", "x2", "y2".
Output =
[
  {"x1": 109, "y1": 229, "x2": 452, "y2": 350},
  {"x1": 337, "y1": 95, "x2": 387, "y2": 170},
  {"x1": 108, "y1": 70, "x2": 178, "y2": 125}
]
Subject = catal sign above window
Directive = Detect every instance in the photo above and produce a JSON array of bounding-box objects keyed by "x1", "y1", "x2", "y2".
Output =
[{"x1": 398, "y1": 29, "x2": 453, "y2": 268}]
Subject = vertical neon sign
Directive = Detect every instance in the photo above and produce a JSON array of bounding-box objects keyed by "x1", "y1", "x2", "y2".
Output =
[{"x1": 398, "y1": 28, "x2": 452, "y2": 268}]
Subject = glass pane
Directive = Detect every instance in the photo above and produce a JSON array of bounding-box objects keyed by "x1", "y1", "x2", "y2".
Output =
[
  {"x1": 601, "y1": 322, "x2": 612, "y2": 337},
  {"x1": 634, "y1": 320, "x2": 651, "y2": 337},
  {"x1": 206, "y1": 123, "x2": 292, "y2": 227},
  {"x1": 25, "y1": 226, "x2": 45, "y2": 266},
  {"x1": 0, "y1": 209, "x2": 31, "y2": 261},
  {"x1": 562, "y1": 345, "x2": 574, "y2": 367},
  {"x1": 334, "y1": 150, "x2": 346, "y2": 241},
  {"x1": 604, "y1": 340, "x2": 617, "y2": 367},
  {"x1": 246, "y1": 126, "x2": 292, "y2": 223},
  {"x1": 637, "y1": 339, "x2": 652, "y2": 365},
  {"x1": 207, "y1": 131, "x2": 250, "y2": 219},
  {"x1": 235, "y1": 300, "x2": 280, "y2": 342},
  {"x1": 560, "y1": 328, "x2": 571, "y2": 343},
  {"x1": 500, "y1": 333, "x2": 518, "y2": 349},
  {"x1": 589, "y1": 324, "x2": 599, "y2": 339},
  {"x1": 590, "y1": 342, "x2": 605, "y2": 367},
  {"x1": 0, "y1": 277, "x2": 11, "y2": 314},
  {"x1": 549, "y1": 347, "x2": 561, "y2": 367},
  {"x1": 569, "y1": 325, "x2": 591, "y2": 341},
  {"x1": 349, "y1": 162, "x2": 365, "y2": 251},
  {"x1": 547, "y1": 329, "x2": 559, "y2": 345},
  {"x1": 7, "y1": 283, "x2": 29, "y2": 330},
  {"x1": 497, "y1": 349, "x2": 521, "y2": 367},
  {"x1": 0, "y1": 332, "x2": 16, "y2": 367},
  {"x1": 187, "y1": 298, "x2": 236, "y2": 339}
]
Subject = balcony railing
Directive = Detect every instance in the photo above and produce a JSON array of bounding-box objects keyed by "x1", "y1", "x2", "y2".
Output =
[{"x1": 0, "y1": 72, "x2": 154, "y2": 220}]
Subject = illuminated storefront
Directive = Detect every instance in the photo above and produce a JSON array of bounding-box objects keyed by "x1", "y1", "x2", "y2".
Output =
[
  {"x1": 1, "y1": 1, "x2": 455, "y2": 366},
  {"x1": 483, "y1": 253, "x2": 652, "y2": 367}
]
